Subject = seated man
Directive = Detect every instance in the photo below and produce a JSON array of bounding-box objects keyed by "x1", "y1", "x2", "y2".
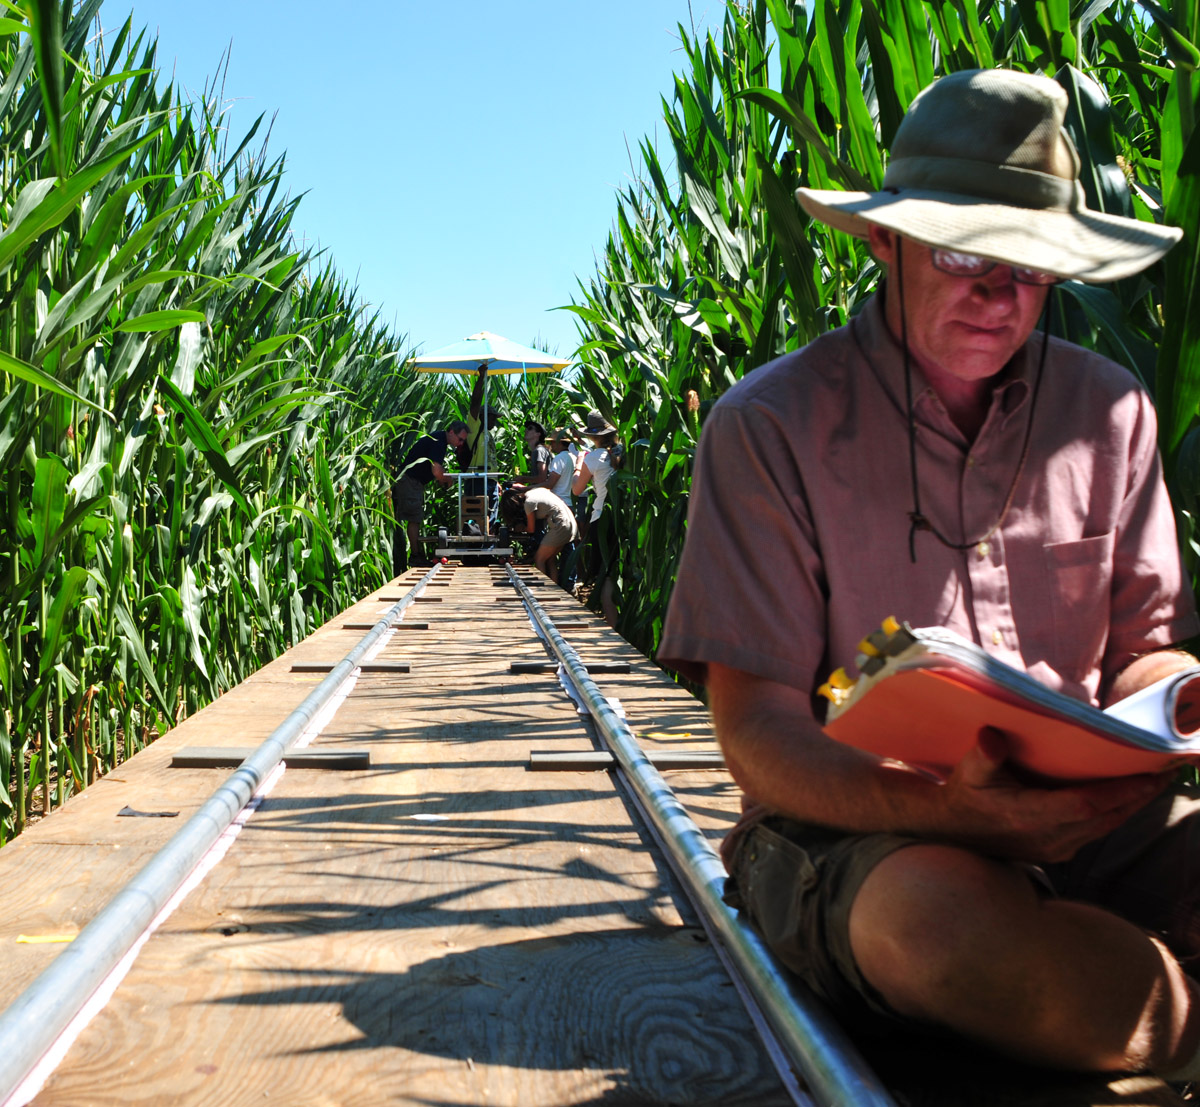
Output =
[{"x1": 659, "y1": 69, "x2": 1200, "y2": 1079}]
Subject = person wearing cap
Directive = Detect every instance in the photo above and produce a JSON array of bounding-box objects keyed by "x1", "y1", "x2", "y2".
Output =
[
  {"x1": 573, "y1": 410, "x2": 624, "y2": 626},
  {"x1": 658, "y1": 69, "x2": 1200, "y2": 1077}
]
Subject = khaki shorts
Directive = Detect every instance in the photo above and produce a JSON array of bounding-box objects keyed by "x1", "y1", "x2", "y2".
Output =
[
  {"x1": 724, "y1": 784, "x2": 1200, "y2": 1035},
  {"x1": 393, "y1": 475, "x2": 425, "y2": 523},
  {"x1": 539, "y1": 508, "x2": 578, "y2": 551}
]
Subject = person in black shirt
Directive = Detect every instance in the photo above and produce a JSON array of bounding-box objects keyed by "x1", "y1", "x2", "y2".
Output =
[{"x1": 391, "y1": 420, "x2": 468, "y2": 573}]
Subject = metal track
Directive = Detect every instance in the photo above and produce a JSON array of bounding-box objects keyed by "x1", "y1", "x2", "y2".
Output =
[
  {"x1": 506, "y1": 565, "x2": 897, "y2": 1107},
  {"x1": 0, "y1": 565, "x2": 444, "y2": 1102},
  {"x1": 2, "y1": 565, "x2": 894, "y2": 1106}
]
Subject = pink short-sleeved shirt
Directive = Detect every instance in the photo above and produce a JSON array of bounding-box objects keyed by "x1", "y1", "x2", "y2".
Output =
[{"x1": 658, "y1": 293, "x2": 1197, "y2": 715}]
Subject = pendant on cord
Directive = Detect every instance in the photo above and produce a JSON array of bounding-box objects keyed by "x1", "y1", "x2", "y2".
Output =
[{"x1": 976, "y1": 541, "x2": 990, "y2": 558}]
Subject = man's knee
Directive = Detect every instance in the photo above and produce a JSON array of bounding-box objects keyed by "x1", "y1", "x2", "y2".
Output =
[{"x1": 849, "y1": 844, "x2": 1039, "y2": 1020}]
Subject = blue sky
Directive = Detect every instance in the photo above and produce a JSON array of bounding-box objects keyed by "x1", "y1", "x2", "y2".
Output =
[{"x1": 115, "y1": 1, "x2": 718, "y2": 361}]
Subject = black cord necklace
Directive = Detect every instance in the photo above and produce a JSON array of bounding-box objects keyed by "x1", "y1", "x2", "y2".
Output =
[{"x1": 897, "y1": 241, "x2": 1052, "y2": 563}]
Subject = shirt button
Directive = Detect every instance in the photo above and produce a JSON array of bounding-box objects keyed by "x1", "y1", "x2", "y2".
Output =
[
  {"x1": 966, "y1": 456, "x2": 976, "y2": 469},
  {"x1": 992, "y1": 629, "x2": 1003, "y2": 646}
]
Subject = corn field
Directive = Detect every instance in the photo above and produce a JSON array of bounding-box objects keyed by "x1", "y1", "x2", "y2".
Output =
[
  {"x1": 570, "y1": 0, "x2": 1200, "y2": 661},
  {"x1": 0, "y1": 0, "x2": 494, "y2": 842},
  {"x1": 4, "y1": 0, "x2": 1199, "y2": 841}
]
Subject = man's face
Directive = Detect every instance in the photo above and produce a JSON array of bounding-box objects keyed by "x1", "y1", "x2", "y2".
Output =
[
  {"x1": 451, "y1": 429, "x2": 469, "y2": 450},
  {"x1": 868, "y1": 226, "x2": 1050, "y2": 390}
]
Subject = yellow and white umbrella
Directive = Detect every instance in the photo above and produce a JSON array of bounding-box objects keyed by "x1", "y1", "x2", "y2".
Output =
[{"x1": 411, "y1": 332, "x2": 570, "y2": 471}]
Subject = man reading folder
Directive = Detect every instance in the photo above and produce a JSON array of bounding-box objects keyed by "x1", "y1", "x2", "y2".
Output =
[{"x1": 659, "y1": 70, "x2": 1200, "y2": 1079}]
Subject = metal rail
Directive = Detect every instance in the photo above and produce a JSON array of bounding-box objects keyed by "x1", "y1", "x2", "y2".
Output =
[
  {"x1": 506, "y1": 566, "x2": 897, "y2": 1107},
  {"x1": 0, "y1": 565, "x2": 443, "y2": 1102}
]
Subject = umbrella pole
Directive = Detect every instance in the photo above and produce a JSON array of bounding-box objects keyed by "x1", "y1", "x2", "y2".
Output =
[
  {"x1": 482, "y1": 368, "x2": 489, "y2": 474},
  {"x1": 482, "y1": 368, "x2": 490, "y2": 534}
]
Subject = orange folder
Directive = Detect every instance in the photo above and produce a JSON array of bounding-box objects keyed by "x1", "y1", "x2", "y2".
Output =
[{"x1": 822, "y1": 624, "x2": 1200, "y2": 783}]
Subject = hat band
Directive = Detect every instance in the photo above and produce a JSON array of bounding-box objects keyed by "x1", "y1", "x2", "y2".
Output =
[{"x1": 882, "y1": 156, "x2": 1079, "y2": 211}]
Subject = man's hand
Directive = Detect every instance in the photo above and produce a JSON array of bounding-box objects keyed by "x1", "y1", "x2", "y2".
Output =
[
  {"x1": 939, "y1": 729, "x2": 1171, "y2": 863},
  {"x1": 707, "y1": 663, "x2": 1170, "y2": 865}
]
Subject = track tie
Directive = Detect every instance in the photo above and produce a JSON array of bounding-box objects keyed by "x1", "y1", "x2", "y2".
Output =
[
  {"x1": 172, "y1": 747, "x2": 370, "y2": 770},
  {"x1": 341, "y1": 622, "x2": 430, "y2": 630},
  {"x1": 528, "y1": 750, "x2": 724, "y2": 771},
  {"x1": 510, "y1": 660, "x2": 630, "y2": 674},
  {"x1": 292, "y1": 661, "x2": 410, "y2": 673}
]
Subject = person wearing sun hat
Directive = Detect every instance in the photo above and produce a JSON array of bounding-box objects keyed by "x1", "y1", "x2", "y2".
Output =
[
  {"x1": 658, "y1": 68, "x2": 1200, "y2": 1078},
  {"x1": 572, "y1": 409, "x2": 624, "y2": 625}
]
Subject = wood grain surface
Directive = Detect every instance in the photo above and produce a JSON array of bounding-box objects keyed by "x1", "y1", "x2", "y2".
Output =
[
  {"x1": 0, "y1": 566, "x2": 788, "y2": 1106},
  {"x1": 0, "y1": 565, "x2": 1186, "y2": 1107}
]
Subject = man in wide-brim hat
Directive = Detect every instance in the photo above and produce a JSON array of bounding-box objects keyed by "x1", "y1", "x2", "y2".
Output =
[{"x1": 660, "y1": 69, "x2": 1200, "y2": 1077}]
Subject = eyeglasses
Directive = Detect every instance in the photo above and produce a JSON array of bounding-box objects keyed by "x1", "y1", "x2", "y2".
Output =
[{"x1": 930, "y1": 249, "x2": 1062, "y2": 286}]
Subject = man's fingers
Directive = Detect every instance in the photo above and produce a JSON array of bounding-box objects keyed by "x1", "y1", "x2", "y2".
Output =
[
  {"x1": 1072, "y1": 771, "x2": 1171, "y2": 817},
  {"x1": 955, "y1": 727, "x2": 1010, "y2": 783}
]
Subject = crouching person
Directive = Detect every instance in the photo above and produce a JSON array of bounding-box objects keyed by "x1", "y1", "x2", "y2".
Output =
[{"x1": 500, "y1": 486, "x2": 578, "y2": 586}]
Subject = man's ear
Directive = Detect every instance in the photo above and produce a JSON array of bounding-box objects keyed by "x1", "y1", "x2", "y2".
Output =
[{"x1": 866, "y1": 223, "x2": 895, "y2": 264}]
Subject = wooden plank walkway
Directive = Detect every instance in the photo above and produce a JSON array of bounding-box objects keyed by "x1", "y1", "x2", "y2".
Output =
[
  {"x1": 0, "y1": 565, "x2": 789, "y2": 1107},
  {"x1": 0, "y1": 563, "x2": 1188, "y2": 1106}
]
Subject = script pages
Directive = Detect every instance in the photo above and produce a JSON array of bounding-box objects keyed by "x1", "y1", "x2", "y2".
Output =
[{"x1": 821, "y1": 623, "x2": 1200, "y2": 782}]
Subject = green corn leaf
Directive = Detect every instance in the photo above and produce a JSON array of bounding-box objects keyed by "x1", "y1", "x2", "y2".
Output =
[
  {"x1": 38, "y1": 565, "x2": 88, "y2": 676},
  {"x1": 758, "y1": 158, "x2": 821, "y2": 332},
  {"x1": 1160, "y1": 197, "x2": 1200, "y2": 453},
  {"x1": 31, "y1": 453, "x2": 68, "y2": 566},
  {"x1": 112, "y1": 601, "x2": 170, "y2": 713},
  {"x1": 0, "y1": 347, "x2": 111, "y2": 415},
  {"x1": 14, "y1": 489, "x2": 109, "y2": 611},
  {"x1": 157, "y1": 375, "x2": 251, "y2": 516},
  {"x1": 115, "y1": 309, "x2": 207, "y2": 333},
  {"x1": 0, "y1": 119, "x2": 166, "y2": 273},
  {"x1": 24, "y1": 0, "x2": 64, "y2": 174},
  {"x1": 739, "y1": 88, "x2": 873, "y2": 191},
  {"x1": 1056, "y1": 65, "x2": 1133, "y2": 218},
  {"x1": 179, "y1": 565, "x2": 209, "y2": 680},
  {"x1": 1139, "y1": 0, "x2": 1200, "y2": 71},
  {"x1": 0, "y1": 629, "x2": 11, "y2": 695},
  {"x1": 171, "y1": 319, "x2": 203, "y2": 394},
  {"x1": 1059, "y1": 282, "x2": 1158, "y2": 388}
]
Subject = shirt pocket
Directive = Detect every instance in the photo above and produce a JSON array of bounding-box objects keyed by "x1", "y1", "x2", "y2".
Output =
[{"x1": 1044, "y1": 531, "x2": 1115, "y2": 686}]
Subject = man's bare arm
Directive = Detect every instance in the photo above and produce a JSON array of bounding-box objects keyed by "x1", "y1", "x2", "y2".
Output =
[
  {"x1": 469, "y1": 368, "x2": 485, "y2": 419},
  {"x1": 707, "y1": 661, "x2": 1170, "y2": 864}
]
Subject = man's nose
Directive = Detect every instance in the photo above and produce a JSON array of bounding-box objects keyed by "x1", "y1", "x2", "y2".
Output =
[{"x1": 973, "y1": 265, "x2": 1019, "y2": 298}]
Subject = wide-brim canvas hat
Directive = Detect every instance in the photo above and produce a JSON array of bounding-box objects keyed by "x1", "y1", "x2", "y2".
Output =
[
  {"x1": 581, "y1": 410, "x2": 617, "y2": 437},
  {"x1": 795, "y1": 69, "x2": 1181, "y2": 283}
]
